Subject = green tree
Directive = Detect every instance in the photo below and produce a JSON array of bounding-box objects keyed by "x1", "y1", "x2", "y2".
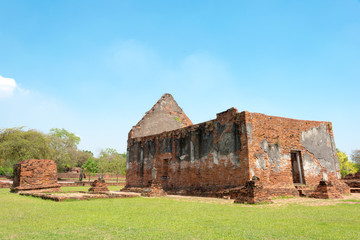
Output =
[
  {"x1": 47, "y1": 128, "x2": 80, "y2": 172},
  {"x1": 82, "y1": 157, "x2": 97, "y2": 182},
  {"x1": 98, "y1": 148, "x2": 126, "y2": 182},
  {"x1": 110, "y1": 154, "x2": 126, "y2": 182},
  {"x1": 337, "y1": 149, "x2": 357, "y2": 178},
  {"x1": 66, "y1": 148, "x2": 93, "y2": 169},
  {"x1": 0, "y1": 128, "x2": 51, "y2": 174},
  {"x1": 49, "y1": 128, "x2": 80, "y2": 146},
  {"x1": 97, "y1": 153, "x2": 110, "y2": 179}
]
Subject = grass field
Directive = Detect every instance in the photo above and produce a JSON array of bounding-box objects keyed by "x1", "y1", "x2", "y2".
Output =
[{"x1": 0, "y1": 187, "x2": 359, "y2": 240}]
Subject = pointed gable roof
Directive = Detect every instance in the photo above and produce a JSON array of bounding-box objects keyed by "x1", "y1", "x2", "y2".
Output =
[{"x1": 130, "y1": 93, "x2": 192, "y2": 138}]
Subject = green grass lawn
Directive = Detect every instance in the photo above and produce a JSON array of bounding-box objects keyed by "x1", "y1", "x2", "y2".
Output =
[{"x1": 0, "y1": 188, "x2": 359, "y2": 240}]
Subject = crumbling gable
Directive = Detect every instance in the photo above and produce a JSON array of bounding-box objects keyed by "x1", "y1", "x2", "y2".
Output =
[{"x1": 130, "y1": 93, "x2": 192, "y2": 138}]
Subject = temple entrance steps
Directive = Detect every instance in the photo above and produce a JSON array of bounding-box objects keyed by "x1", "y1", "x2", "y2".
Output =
[{"x1": 294, "y1": 185, "x2": 312, "y2": 197}]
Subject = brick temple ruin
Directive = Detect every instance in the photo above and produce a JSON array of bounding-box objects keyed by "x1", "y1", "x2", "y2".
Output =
[
  {"x1": 124, "y1": 94, "x2": 350, "y2": 203},
  {"x1": 11, "y1": 159, "x2": 61, "y2": 193}
]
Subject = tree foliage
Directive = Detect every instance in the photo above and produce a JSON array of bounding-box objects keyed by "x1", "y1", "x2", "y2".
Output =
[
  {"x1": 82, "y1": 157, "x2": 98, "y2": 181},
  {"x1": 0, "y1": 127, "x2": 126, "y2": 177},
  {"x1": 0, "y1": 128, "x2": 51, "y2": 172},
  {"x1": 47, "y1": 128, "x2": 90, "y2": 171},
  {"x1": 337, "y1": 149, "x2": 358, "y2": 178},
  {"x1": 98, "y1": 148, "x2": 126, "y2": 182}
]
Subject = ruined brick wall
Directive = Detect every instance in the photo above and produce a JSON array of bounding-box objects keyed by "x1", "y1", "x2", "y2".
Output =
[
  {"x1": 246, "y1": 112, "x2": 340, "y2": 188},
  {"x1": 126, "y1": 99, "x2": 345, "y2": 199},
  {"x1": 11, "y1": 159, "x2": 61, "y2": 192},
  {"x1": 126, "y1": 108, "x2": 251, "y2": 195}
]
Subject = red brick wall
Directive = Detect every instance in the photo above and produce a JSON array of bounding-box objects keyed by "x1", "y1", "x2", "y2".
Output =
[
  {"x1": 11, "y1": 159, "x2": 60, "y2": 192},
  {"x1": 126, "y1": 109, "x2": 343, "y2": 197},
  {"x1": 246, "y1": 112, "x2": 340, "y2": 188},
  {"x1": 126, "y1": 108, "x2": 250, "y2": 194}
]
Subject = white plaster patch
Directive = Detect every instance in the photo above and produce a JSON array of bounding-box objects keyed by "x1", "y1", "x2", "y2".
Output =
[
  {"x1": 255, "y1": 154, "x2": 266, "y2": 170},
  {"x1": 179, "y1": 154, "x2": 188, "y2": 161},
  {"x1": 322, "y1": 171, "x2": 328, "y2": 181},
  {"x1": 250, "y1": 168, "x2": 254, "y2": 178},
  {"x1": 279, "y1": 154, "x2": 290, "y2": 170},
  {"x1": 190, "y1": 141, "x2": 195, "y2": 162},
  {"x1": 212, "y1": 150, "x2": 219, "y2": 165},
  {"x1": 302, "y1": 153, "x2": 321, "y2": 177}
]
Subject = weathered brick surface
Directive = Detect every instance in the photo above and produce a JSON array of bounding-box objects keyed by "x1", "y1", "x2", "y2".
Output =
[
  {"x1": 310, "y1": 180, "x2": 343, "y2": 199},
  {"x1": 125, "y1": 95, "x2": 348, "y2": 202},
  {"x1": 342, "y1": 172, "x2": 360, "y2": 193},
  {"x1": 247, "y1": 112, "x2": 338, "y2": 187},
  {"x1": 233, "y1": 178, "x2": 271, "y2": 204},
  {"x1": 343, "y1": 172, "x2": 360, "y2": 180},
  {"x1": 141, "y1": 180, "x2": 167, "y2": 197},
  {"x1": 88, "y1": 179, "x2": 110, "y2": 193},
  {"x1": 11, "y1": 159, "x2": 61, "y2": 193},
  {"x1": 0, "y1": 181, "x2": 12, "y2": 188},
  {"x1": 125, "y1": 108, "x2": 250, "y2": 196}
]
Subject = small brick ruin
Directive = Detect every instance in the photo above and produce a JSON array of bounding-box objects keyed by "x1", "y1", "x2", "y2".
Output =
[
  {"x1": 233, "y1": 177, "x2": 270, "y2": 204},
  {"x1": 342, "y1": 172, "x2": 360, "y2": 193},
  {"x1": 11, "y1": 159, "x2": 61, "y2": 193},
  {"x1": 141, "y1": 180, "x2": 167, "y2": 197},
  {"x1": 88, "y1": 179, "x2": 110, "y2": 193},
  {"x1": 309, "y1": 180, "x2": 343, "y2": 199},
  {"x1": 124, "y1": 93, "x2": 350, "y2": 203}
]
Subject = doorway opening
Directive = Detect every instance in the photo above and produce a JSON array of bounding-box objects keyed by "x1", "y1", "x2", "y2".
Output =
[
  {"x1": 161, "y1": 158, "x2": 169, "y2": 180},
  {"x1": 291, "y1": 151, "x2": 305, "y2": 185}
]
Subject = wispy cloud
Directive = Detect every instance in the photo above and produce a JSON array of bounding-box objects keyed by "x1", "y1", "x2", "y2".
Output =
[
  {"x1": 107, "y1": 40, "x2": 236, "y2": 94},
  {"x1": 0, "y1": 75, "x2": 30, "y2": 99},
  {"x1": 161, "y1": 52, "x2": 235, "y2": 89}
]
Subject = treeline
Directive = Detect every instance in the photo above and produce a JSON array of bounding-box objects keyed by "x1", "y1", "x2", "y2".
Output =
[
  {"x1": 1, "y1": 127, "x2": 358, "y2": 179},
  {"x1": 0, "y1": 127, "x2": 126, "y2": 178}
]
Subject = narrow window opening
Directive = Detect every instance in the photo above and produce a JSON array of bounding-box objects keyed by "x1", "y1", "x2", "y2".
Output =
[{"x1": 161, "y1": 158, "x2": 169, "y2": 180}]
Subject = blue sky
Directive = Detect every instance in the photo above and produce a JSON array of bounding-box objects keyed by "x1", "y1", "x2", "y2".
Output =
[{"x1": 0, "y1": 0, "x2": 359, "y2": 156}]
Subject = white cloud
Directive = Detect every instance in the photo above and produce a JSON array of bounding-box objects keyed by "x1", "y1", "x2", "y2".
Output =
[
  {"x1": 0, "y1": 75, "x2": 30, "y2": 99},
  {"x1": 0, "y1": 75, "x2": 17, "y2": 98}
]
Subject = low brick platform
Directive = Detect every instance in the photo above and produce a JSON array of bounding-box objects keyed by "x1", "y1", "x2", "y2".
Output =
[
  {"x1": 19, "y1": 191, "x2": 140, "y2": 202},
  {"x1": 0, "y1": 181, "x2": 12, "y2": 188}
]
